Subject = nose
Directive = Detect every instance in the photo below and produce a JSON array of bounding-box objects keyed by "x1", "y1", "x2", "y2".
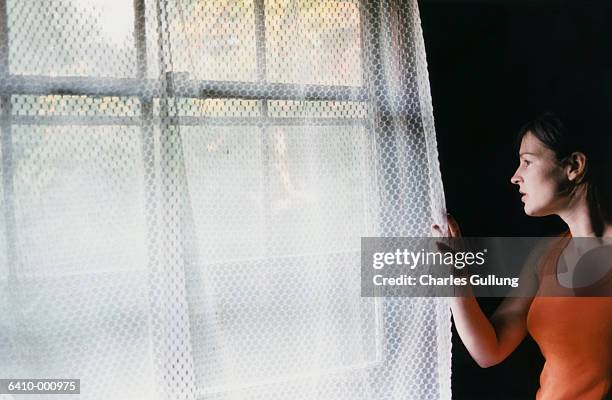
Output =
[{"x1": 510, "y1": 167, "x2": 522, "y2": 185}]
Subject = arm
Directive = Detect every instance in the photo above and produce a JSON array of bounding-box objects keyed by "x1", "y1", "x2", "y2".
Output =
[
  {"x1": 451, "y1": 295, "x2": 533, "y2": 368},
  {"x1": 434, "y1": 215, "x2": 539, "y2": 368}
]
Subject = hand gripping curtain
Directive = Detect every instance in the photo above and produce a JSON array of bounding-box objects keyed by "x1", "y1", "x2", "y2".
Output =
[{"x1": 0, "y1": 1, "x2": 451, "y2": 399}]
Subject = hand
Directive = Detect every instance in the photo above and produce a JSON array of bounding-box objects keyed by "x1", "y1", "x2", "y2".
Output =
[
  {"x1": 433, "y1": 214, "x2": 471, "y2": 293},
  {"x1": 432, "y1": 213, "x2": 462, "y2": 238},
  {"x1": 432, "y1": 213, "x2": 468, "y2": 270}
]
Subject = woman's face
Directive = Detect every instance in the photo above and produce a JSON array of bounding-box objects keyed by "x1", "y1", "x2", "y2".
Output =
[{"x1": 510, "y1": 132, "x2": 570, "y2": 216}]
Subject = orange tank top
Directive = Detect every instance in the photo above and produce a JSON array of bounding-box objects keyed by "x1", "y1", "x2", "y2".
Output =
[{"x1": 527, "y1": 233, "x2": 612, "y2": 400}]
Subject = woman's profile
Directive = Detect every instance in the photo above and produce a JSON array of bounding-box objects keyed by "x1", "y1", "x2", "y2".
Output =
[{"x1": 434, "y1": 111, "x2": 612, "y2": 399}]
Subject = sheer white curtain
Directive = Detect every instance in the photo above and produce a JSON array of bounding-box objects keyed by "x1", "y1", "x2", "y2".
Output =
[{"x1": 0, "y1": 1, "x2": 450, "y2": 399}]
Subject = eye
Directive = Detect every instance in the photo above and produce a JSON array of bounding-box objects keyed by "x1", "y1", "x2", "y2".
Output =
[{"x1": 522, "y1": 159, "x2": 531, "y2": 167}]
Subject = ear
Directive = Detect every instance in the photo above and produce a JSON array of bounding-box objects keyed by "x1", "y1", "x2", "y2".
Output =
[{"x1": 565, "y1": 152, "x2": 587, "y2": 183}]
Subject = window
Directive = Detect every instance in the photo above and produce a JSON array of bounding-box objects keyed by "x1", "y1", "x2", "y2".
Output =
[{"x1": 1, "y1": 0, "x2": 384, "y2": 396}]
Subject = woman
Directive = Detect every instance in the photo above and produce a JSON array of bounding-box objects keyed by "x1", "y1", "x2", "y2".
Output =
[{"x1": 435, "y1": 111, "x2": 612, "y2": 399}]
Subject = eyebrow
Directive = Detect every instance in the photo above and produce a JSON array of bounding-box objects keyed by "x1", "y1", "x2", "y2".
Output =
[{"x1": 519, "y1": 152, "x2": 538, "y2": 157}]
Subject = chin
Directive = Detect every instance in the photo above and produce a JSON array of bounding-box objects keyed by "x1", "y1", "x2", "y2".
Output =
[{"x1": 523, "y1": 204, "x2": 552, "y2": 217}]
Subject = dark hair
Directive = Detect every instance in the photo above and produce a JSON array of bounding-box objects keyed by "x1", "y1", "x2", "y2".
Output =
[{"x1": 517, "y1": 111, "x2": 611, "y2": 235}]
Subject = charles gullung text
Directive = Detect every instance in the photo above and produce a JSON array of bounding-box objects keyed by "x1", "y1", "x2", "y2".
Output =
[{"x1": 370, "y1": 248, "x2": 520, "y2": 288}]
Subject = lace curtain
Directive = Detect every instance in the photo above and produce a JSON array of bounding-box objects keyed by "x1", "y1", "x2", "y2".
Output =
[{"x1": 0, "y1": 1, "x2": 450, "y2": 399}]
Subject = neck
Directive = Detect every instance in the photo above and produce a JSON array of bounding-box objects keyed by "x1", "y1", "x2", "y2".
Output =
[{"x1": 558, "y1": 188, "x2": 612, "y2": 237}]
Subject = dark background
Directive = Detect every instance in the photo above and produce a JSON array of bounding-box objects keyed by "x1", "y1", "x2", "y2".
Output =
[{"x1": 417, "y1": 0, "x2": 612, "y2": 398}]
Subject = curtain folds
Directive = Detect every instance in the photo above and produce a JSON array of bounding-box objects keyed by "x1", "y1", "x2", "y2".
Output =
[{"x1": 0, "y1": 1, "x2": 450, "y2": 399}]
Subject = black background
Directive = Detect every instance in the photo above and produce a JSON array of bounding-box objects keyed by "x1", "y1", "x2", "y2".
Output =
[{"x1": 417, "y1": 0, "x2": 611, "y2": 398}]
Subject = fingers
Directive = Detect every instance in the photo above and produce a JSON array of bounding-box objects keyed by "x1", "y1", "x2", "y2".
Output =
[
  {"x1": 431, "y1": 223, "x2": 445, "y2": 237},
  {"x1": 431, "y1": 213, "x2": 462, "y2": 238},
  {"x1": 447, "y1": 214, "x2": 462, "y2": 238}
]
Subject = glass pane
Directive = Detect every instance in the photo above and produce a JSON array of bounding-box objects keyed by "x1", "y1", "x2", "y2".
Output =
[
  {"x1": 4, "y1": 94, "x2": 156, "y2": 397},
  {"x1": 265, "y1": 0, "x2": 363, "y2": 86},
  {"x1": 8, "y1": 0, "x2": 137, "y2": 77},
  {"x1": 190, "y1": 253, "x2": 382, "y2": 394},
  {"x1": 182, "y1": 123, "x2": 380, "y2": 393},
  {"x1": 266, "y1": 125, "x2": 373, "y2": 256},
  {"x1": 167, "y1": 0, "x2": 258, "y2": 81},
  {"x1": 11, "y1": 96, "x2": 146, "y2": 276},
  {"x1": 182, "y1": 125, "x2": 266, "y2": 263}
]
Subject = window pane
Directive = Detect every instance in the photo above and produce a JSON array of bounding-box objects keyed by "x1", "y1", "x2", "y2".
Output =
[
  {"x1": 181, "y1": 125, "x2": 381, "y2": 394},
  {"x1": 265, "y1": 125, "x2": 373, "y2": 256},
  {"x1": 265, "y1": 0, "x2": 363, "y2": 86},
  {"x1": 182, "y1": 125, "x2": 267, "y2": 262},
  {"x1": 182, "y1": 122, "x2": 374, "y2": 261},
  {"x1": 11, "y1": 96, "x2": 146, "y2": 276},
  {"x1": 167, "y1": 0, "x2": 258, "y2": 81},
  {"x1": 8, "y1": 0, "x2": 137, "y2": 77},
  {"x1": 190, "y1": 253, "x2": 381, "y2": 394},
  {"x1": 3, "y1": 93, "x2": 158, "y2": 396},
  {"x1": 181, "y1": 118, "x2": 380, "y2": 392}
]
